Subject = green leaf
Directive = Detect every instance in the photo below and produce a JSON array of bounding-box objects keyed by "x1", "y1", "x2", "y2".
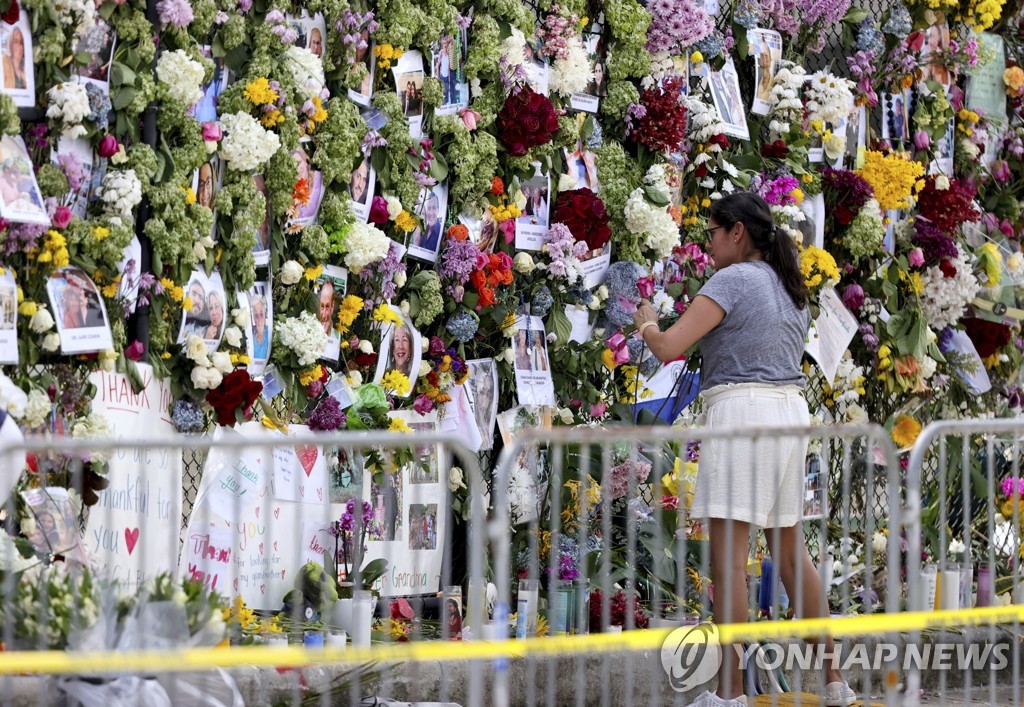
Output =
[
  {"x1": 548, "y1": 305, "x2": 572, "y2": 348},
  {"x1": 111, "y1": 87, "x2": 137, "y2": 111},
  {"x1": 110, "y1": 62, "x2": 135, "y2": 88},
  {"x1": 430, "y1": 153, "x2": 449, "y2": 182},
  {"x1": 643, "y1": 185, "x2": 671, "y2": 207},
  {"x1": 843, "y1": 7, "x2": 869, "y2": 24}
]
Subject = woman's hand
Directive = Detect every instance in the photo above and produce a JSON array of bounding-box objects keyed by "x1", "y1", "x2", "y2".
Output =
[{"x1": 633, "y1": 299, "x2": 658, "y2": 331}]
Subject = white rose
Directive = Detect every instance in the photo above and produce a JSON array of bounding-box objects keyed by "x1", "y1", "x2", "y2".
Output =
[
  {"x1": 934, "y1": 175, "x2": 950, "y2": 191},
  {"x1": 845, "y1": 403, "x2": 868, "y2": 424},
  {"x1": 513, "y1": 252, "x2": 535, "y2": 274},
  {"x1": 504, "y1": 326, "x2": 519, "y2": 338},
  {"x1": 281, "y1": 260, "x2": 303, "y2": 285},
  {"x1": 211, "y1": 351, "x2": 234, "y2": 374},
  {"x1": 190, "y1": 365, "x2": 223, "y2": 390},
  {"x1": 347, "y1": 371, "x2": 363, "y2": 387},
  {"x1": 513, "y1": 189, "x2": 527, "y2": 210},
  {"x1": 394, "y1": 270, "x2": 407, "y2": 288},
  {"x1": 596, "y1": 285, "x2": 609, "y2": 300},
  {"x1": 399, "y1": 300, "x2": 411, "y2": 316},
  {"x1": 557, "y1": 407, "x2": 574, "y2": 424},
  {"x1": 42, "y1": 332, "x2": 61, "y2": 351},
  {"x1": 588, "y1": 297, "x2": 602, "y2": 311},
  {"x1": 232, "y1": 307, "x2": 249, "y2": 328},
  {"x1": 358, "y1": 340, "x2": 374, "y2": 354},
  {"x1": 558, "y1": 173, "x2": 577, "y2": 191},
  {"x1": 223, "y1": 326, "x2": 242, "y2": 348},
  {"x1": 385, "y1": 196, "x2": 403, "y2": 219},
  {"x1": 449, "y1": 466, "x2": 466, "y2": 492},
  {"x1": 0, "y1": 375, "x2": 27, "y2": 418},
  {"x1": 185, "y1": 334, "x2": 208, "y2": 363},
  {"x1": 948, "y1": 538, "x2": 966, "y2": 555},
  {"x1": 30, "y1": 308, "x2": 55, "y2": 334},
  {"x1": 418, "y1": 361, "x2": 431, "y2": 378}
]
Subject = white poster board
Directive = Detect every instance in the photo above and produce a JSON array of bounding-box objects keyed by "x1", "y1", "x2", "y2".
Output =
[{"x1": 87, "y1": 365, "x2": 182, "y2": 591}]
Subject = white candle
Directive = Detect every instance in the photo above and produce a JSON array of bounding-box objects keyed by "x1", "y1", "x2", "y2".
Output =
[
  {"x1": 351, "y1": 591, "x2": 373, "y2": 647},
  {"x1": 939, "y1": 568, "x2": 960, "y2": 610},
  {"x1": 327, "y1": 631, "x2": 348, "y2": 648}
]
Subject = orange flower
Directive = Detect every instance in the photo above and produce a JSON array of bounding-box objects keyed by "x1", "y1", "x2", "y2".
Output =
[
  {"x1": 478, "y1": 286, "x2": 495, "y2": 307},
  {"x1": 490, "y1": 176, "x2": 504, "y2": 195},
  {"x1": 469, "y1": 270, "x2": 487, "y2": 290},
  {"x1": 448, "y1": 224, "x2": 469, "y2": 241},
  {"x1": 292, "y1": 178, "x2": 311, "y2": 206},
  {"x1": 894, "y1": 355, "x2": 920, "y2": 378}
]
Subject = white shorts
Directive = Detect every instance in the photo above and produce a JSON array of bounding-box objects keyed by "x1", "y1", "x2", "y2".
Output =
[{"x1": 690, "y1": 382, "x2": 810, "y2": 528}]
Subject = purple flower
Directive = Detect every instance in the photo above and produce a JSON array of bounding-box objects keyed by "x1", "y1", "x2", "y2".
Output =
[
  {"x1": 841, "y1": 284, "x2": 865, "y2": 312},
  {"x1": 413, "y1": 394, "x2": 435, "y2": 415},
  {"x1": 308, "y1": 396, "x2": 346, "y2": 431},
  {"x1": 265, "y1": 9, "x2": 284, "y2": 23},
  {"x1": 57, "y1": 152, "x2": 86, "y2": 191},
  {"x1": 911, "y1": 220, "x2": 958, "y2": 264},
  {"x1": 992, "y1": 160, "x2": 1012, "y2": 183},
  {"x1": 156, "y1": 0, "x2": 194, "y2": 28},
  {"x1": 438, "y1": 237, "x2": 482, "y2": 293},
  {"x1": 912, "y1": 130, "x2": 931, "y2": 151},
  {"x1": 859, "y1": 323, "x2": 879, "y2": 351}
]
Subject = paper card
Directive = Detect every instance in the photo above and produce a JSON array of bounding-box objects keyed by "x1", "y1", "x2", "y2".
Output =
[
  {"x1": 581, "y1": 242, "x2": 611, "y2": 289},
  {"x1": 514, "y1": 165, "x2": 550, "y2": 251},
  {"x1": 708, "y1": 58, "x2": 749, "y2": 140},
  {"x1": 465, "y1": 358, "x2": 499, "y2": 451},
  {"x1": 183, "y1": 527, "x2": 235, "y2": 595},
  {"x1": 512, "y1": 315, "x2": 555, "y2": 406},
  {"x1": 0, "y1": 135, "x2": 50, "y2": 226},
  {"x1": 438, "y1": 383, "x2": 483, "y2": 452},
  {"x1": 569, "y1": 24, "x2": 606, "y2": 113},
  {"x1": 566, "y1": 305, "x2": 594, "y2": 344},
  {"x1": 177, "y1": 269, "x2": 226, "y2": 353},
  {"x1": 968, "y1": 32, "x2": 1006, "y2": 121},
  {"x1": 430, "y1": 34, "x2": 469, "y2": 116},
  {"x1": 524, "y1": 41, "x2": 549, "y2": 95},
  {"x1": 300, "y1": 521, "x2": 336, "y2": 565},
  {"x1": 260, "y1": 365, "x2": 283, "y2": 401},
  {"x1": 373, "y1": 309, "x2": 422, "y2": 396},
  {"x1": 22, "y1": 487, "x2": 83, "y2": 559},
  {"x1": 196, "y1": 428, "x2": 271, "y2": 521},
  {"x1": 0, "y1": 14, "x2": 35, "y2": 106},
  {"x1": 393, "y1": 50, "x2": 426, "y2": 138},
  {"x1": 749, "y1": 28, "x2": 783, "y2": 116},
  {"x1": 315, "y1": 264, "x2": 348, "y2": 362},
  {"x1": 245, "y1": 281, "x2": 272, "y2": 376},
  {"x1": 804, "y1": 287, "x2": 859, "y2": 385},
  {"x1": 0, "y1": 271, "x2": 17, "y2": 364},
  {"x1": 407, "y1": 183, "x2": 448, "y2": 263},
  {"x1": 48, "y1": 267, "x2": 114, "y2": 354}
]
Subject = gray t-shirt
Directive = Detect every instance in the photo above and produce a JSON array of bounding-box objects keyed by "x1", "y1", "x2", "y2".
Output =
[{"x1": 696, "y1": 260, "x2": 810, "y2": 390}]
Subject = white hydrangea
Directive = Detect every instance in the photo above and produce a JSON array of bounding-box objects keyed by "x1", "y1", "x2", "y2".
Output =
[
  {"x1": 55, "y1": 0, "x2": 96, "y2": 38},
  {"x1": 276, "y1": 311, "x2": 329, "y2": 367},
  {"x1": 643, "y1": 50, "x2": 676, "y2": 89},
  {"x1": 343, "y1": 221, "x2": 391, "y2": 273},
  {"x1": 767, "y1": 62, "x2": 806, "y2": 136},
  {"x1": 918, "y1": 247, "x2": 981, "y2": 330},
  {"x1": 549, "y1": 41, "x2": 592, "y2": 97},
  {"x1": 219, "y1": 112, "x2": 282, "y2": 172},
  {"x1": 71, "y1": 411, "x2": 114, "y2": 463},
  {"x1": 46, "y1": 83, "x2": 91, "y2": 140},
  {"x1": 283, "y1": 45, "x2": 326, "y2": 101},
  {"x1": 23, "y1": 389, "x2": 50, "y2": 428},
  {"x1": 97, "y1": 169, "x2": 142, "y2": 217},
  {"x1": 156, "y1": 49, "x2": 206, "y2": 106},
  {"x1": 0, "y1": 375, "x2": 27, "y2": 419},
  {"x1": 499, "y1": 28, "x2": 527, "y2": 67},
  {"x1": 624, "y1": 188, "x2": 680, "y2": 260},
  {"x1": 805, "y1": 70, "x2": 855, "y2": 127}
]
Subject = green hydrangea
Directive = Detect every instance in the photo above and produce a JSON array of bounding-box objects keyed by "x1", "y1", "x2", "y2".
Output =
[
  {"x1": 110, "y1": 8, "x2": 156, "y2": 68},
  {"x1": 36, "y1": 164, "x2": 69, "y2": 199},
  {"x1": 554, "y1": 114, "x2": 580, "y2": 150},
  {"x1": 300, "y1": 224, "x2": 330, "y2": 262},
  {"x1": 126, "y1": 144, "x2": 159, "y2": 183},
  {"x1": 468, "y1": 82, "x2": 503, "y2": 129},
  {"x1": 604, "y1": 0, "x2": 653, "y2": 80},
  {"x1": 69, "y1": 213, "x2": 135, "y2": 274},
  {"x1": 596, "y1": 141, "x2": 643, "y2": 263},
  {"x1": 483, "y1": 0, "x2": 534, "y2": 35},
  {"x1": 265, "y1": 147, "x2": 300, "y2": 218},
  {"x1": 312, "y1": 97, "x2": 366, "y2": 188},
  {"x1": 189, "y1": 0, "x2": 219, "y2": 39},
  {"x1": 421, "y1": 77, "x2": 443, "y2": 107},
  {"x1": 600, "y1": 80, "x2": 640, "y2": 131},
  {"x1": 444, "y1": 124, "x2": 499, "y2": 212},
  {"x1": 218, "y1": 15, "x2": 248, "y2": 52},
  {"x1": 408, "y1": 270, "x2": 443, "y2": 327},
  {"x1": 0, "y1": 93, "x2": 19, "y2": 135},
  {"x1": 375, "y1": 0, "x2": 425, "y2": 48},
  {"x1": 465, "y1": 14, "x2": 501, "y2": 81}
]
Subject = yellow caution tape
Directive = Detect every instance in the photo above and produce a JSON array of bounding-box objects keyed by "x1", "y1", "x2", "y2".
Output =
[{"x1": 0, "y1": 605, "x2": 1020, "y2": 675}]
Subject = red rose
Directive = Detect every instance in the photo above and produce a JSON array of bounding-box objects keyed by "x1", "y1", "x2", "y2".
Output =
[
  {"x1": 761, "y1": 140, "x2": 789, "y2": 159},
  {"x1": 835, "y1": 205, "x2": 854, "y2": 226},
  {"x1": 497, "y1": 87, "x2": 559, "y2": 156},
  {"x1": 205, "y1": 370, "x2": 262, "y2": 426},
  {"x1": 963, "y1": 317, "x2": 1011, "y2": 359},
  {"x1": 552, "y1": 188, "x2": 611, "y2": 251},
  {"x1": 938, "y1": 259, "x2": 957, "y2": 278},
  {"x1": 0, "y1": 0, "x2": 19, "y2": 25},
  {"x1": 709, "y1": 133, "x2": 731, "y2": 149},
  {"x1": 353, "y1": 352, "x2": 378, "y2": 368}
]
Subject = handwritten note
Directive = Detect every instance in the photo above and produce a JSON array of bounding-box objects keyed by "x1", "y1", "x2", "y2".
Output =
[
  {"x1": 804, "y1": 288, "x2": 859, "y2": 385},
  {"x1": 183, "y1": 527, "x2": 234, "y2": 594},
  {"x1": 87, "y1": 365, "x2": 182, "y2": 591}
]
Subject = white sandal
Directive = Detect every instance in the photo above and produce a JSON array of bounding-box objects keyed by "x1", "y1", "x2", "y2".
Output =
[{"x1": 824, "y1": 680, "x2": 858, "y2": 706}]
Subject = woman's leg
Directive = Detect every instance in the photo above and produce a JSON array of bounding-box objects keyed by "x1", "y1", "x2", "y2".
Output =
[
  {"x1": 764, "y1": 524, "x2": 843, "y2": 686},
  {"x1": 710, "y1": 517, "x2": 752, "y2": 700}
]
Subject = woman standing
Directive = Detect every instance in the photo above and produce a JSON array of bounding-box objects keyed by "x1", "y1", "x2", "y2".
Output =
[{"x1": 633, "y1": 192, "x2": 855, "y2": 707}]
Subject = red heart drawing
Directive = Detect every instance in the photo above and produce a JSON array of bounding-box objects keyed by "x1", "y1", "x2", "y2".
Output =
[
  {"x1": 260, "y1": 487, "x2": 268, "y2": 498},
  {"x1": 259, "y1": 584, "x2": 266, "y2": 594},
  {"x1": 295, "y1": 445, "x2": 318, "y2": 476},
  {"x1": 259, "y1": 542, "x2": 264, "y2": 555},
  {"x1": 124, "y1": 528, "x2": 140, "y2": 555},
  {"x1": 255, "y1": 506, "x2": 260, "y2": 518},
  {"x1": 274, "y1": 507, "x2": 281, "y2": 519}
]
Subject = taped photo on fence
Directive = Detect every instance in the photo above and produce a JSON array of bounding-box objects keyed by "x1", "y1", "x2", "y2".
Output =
[
  {"x1": 515, "y1": 165, "x2": 550, "y2": 251},
  {"x1": 53, "y1": 137, "x2": 95, "y2": 219},
  {"x1": 21, "y1": 487, "x2": 82, "y2": 558},
  {"x1": 512, "y1": 315, "x2": 555, "y2": 406},
  {"x1": 749, "y1": 28, "x2": 782, "y2": 116},
  {"x1": 408, "y1": 183, "x2": 447, "y2": 262},
  {"x1": 708, "y1": 58, "x2": 749, "y2": 140},
  {"x1": 116, "y1": 236, "x2": 143, "y2": 316},
  {"x1": 563, "y1": 139, "x2": 600, "y2": 193},
  {"x1": 394, "y1": 50, "x2": 426, "y2": 138},
  {"x1": 177, "y1": 269, "x2": 227, "y2": 352},
  {"x1": 289, "y1": 12, "x2": 327, "y2": 62},
  {"x1": 524, "y1": 40, "x2": 549, "y2": 96},
  {"x1": 465, "y1": 358, "x2": 499, "y2": 451},
  {"x1": 459, "y1": 210, "x2": 499, "y2": 254},
  {"x1": 252, "y1": 173, "x2": 271, "y2": 265},
  {"x1": 47, "y1": 267, "x2": 113, "y2": 355},
  {"x1": 245, "y1": 280, "x2": 273, "y2": 375},
  {"x1": 190, "y1": 46, "x2": 230, "y2": 123},
  {"x1": 802, "y1": 455, "x2": 826, "y2": 520},
  {"x1": 348, "y1": 34, "x2": 375, "y2": 106},
  {"x1": 368, "y1": 462, "x2": 403, "y2": 542},
  {"x1": 192, "y1": 154, "x2": 224, "y2": 240},
  {"x1": 409, "y1": 503, "x2": 438, "y2": 550},
  {"x1": 374, "y1": 310, "x2": 422, "y2": 396},
  {"x1": 497, "y1": 406, "x2": 547, "y2": 524},
  {"x1": 1, "y1": 13, "x2": 34, "y2": 106},
  {"x1": 431, "y1": 34, "x2": 468, "y2": 115},
  {"x1": 882, "y1": 90, "x2": 911, "y2": 150},
  {"x1": 0, "y1": 134, "x2": 50, "y2": 226},
  {"x1": 349, "y1": 156, "x2": 376, "y2": 223},
  {"x1": 0, "y1": 270, "x2": 16, "y2": 364}
]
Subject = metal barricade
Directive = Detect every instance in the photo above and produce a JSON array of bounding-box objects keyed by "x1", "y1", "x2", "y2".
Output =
[
  {"x1": 905, "y1": 419, "x2": 1024, "y2": 707},
  {"x1": 0, "y1": 430, "x2": 491, "y2": 707},
  {"x1": 490, "y1": 423, "x2": 906, "y2": 707}
]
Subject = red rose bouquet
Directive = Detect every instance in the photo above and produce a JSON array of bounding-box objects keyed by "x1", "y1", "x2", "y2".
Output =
[
  {"x1": 496, "y1": 87, "x2": 559, "y2": 156},
  {"x1": 631, "y1": 76, "x2": 688, "y2": 153},
  {"x1": 205, "y1": 370, "x2": 262, "y2": 426},
  {"x1": 552, "y1": 188, "x2": 611, "y2": 252}
]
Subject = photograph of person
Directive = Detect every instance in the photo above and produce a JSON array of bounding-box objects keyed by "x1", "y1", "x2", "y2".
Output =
[
  {"x1": 524, "y1": 40, "x2": 549, "y2": 95},
  {"x1": 432, "y1": 35, "x2": 465, "y2": 110},
  {"x1": 920, "y1": 22, "x2": 951, "y2": 86},
  {"x1": 399, "y1": 76, "x2": 424, "y2": 117},
  {"x1": 350, "y1": 159, "x2": 371, "y2": 205},
  {"x1": 564, "y1": 140, "x2": 600, "y2": 193},
  {"x1": 290, "y1": 145, "x2": 325, "y2": 224},
  {"x1": 369, "y1": 470, "x2": 402, "y2": 541},
  {"x1": 514, "y1": 328, "x2": 550, "y2": 372},
  {"x1": 318, "y1": 279, "x2": 339, "y2": 338},
  {"x1": 308, "y1": 26, "x2": 324, "y2": 59},
  {"x1": 348, "y1": 29, "x2": 374, "y2": 104},
  {"x1": 581, "y1": 28, "x2": 607, "y2": 98},
  {"x1": 247, "y1": 283, "x2": 271, "y2": 367},
  {"x1": 517, "y1": 175, "x2": 549, "y2": 228},
  {"x1": 0, "y1": 135, "x2": 48, "y2": 225},
  {"x1": 409, "y1": 504, "x2": 439, "y2": 552},
  {"x1": 190, "y1": 47, "x2": 228, "y2": 124},
  {"x1": 252, "y1": 173, "x2": 271, "y2": 258},
  {"x1": 408, "y1": 183, "x2": 448, "y2": 262},
  {"x1": 204, "y1": 290, "x2": 225, "y2": 340},
  {"x1": 75, "y1": 17, "x2": 115, "y2": 85},
  {"x1": 178, "y1": 270, "x2": 227, "y2": 347},
  {"x1": 57, "y1": 273, "x2": 103, "y2": 330},
  {"x1": 0, "y1": 278, "x2": 15, "y2": 330},
  {"x1": 2, "y1": 22, "x2": 27, "y2": 89},
  {"x1": 182, "y1": 279, "x2": 209, "y2": 338},
  {"x1": 56, "y1": 138, "x2": 95, "y2": 219},
  {"x1": 466, "y1": 358, "x2": 498, "y2": 450},
  {"x1": 407, "y1": 418, "x2": 439, "y2": 483},
  {"x1": 889, "y1": 92, "x2": 909, "y2": 146},
  {"x1": 374, "y1": 311, "x2": 423, "y2": 396},
  {"x1": 708, "y1": 59, "x2": 749, "y2": 140},
  {"x1": 46, "y1": 268, "x2": 112, "y2": 354}
]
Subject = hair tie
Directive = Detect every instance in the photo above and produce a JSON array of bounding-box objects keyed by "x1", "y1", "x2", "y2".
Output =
[{"x1": 768, "y1": 224, "x2": 777, "y2": 242}]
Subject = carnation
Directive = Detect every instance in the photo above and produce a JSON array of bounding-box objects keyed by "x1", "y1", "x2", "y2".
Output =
[
  {"x1": 646, "y1": 0, "x2": 713, "y2": 54},
  {"x1": 624, "y1": 188, "x2": 680, "y2": 259},
  {"x1": 156, "y1": 0, "x2": 193, "y2": 28},
  {"x1": 549, "y1": 42, "x2": 592, "y2": 97},
  {"x1": 23, "y1": 389, "x2": 50, "y2": 428},
  {"x1": 343, "y1": 221, "x2": 391, "y2": 273},
  {"x1": 156, "y1": 50, "x2": 206, "y2": 106},
  {"x1": 918, "y1": 247, "x2": 981, "y2": 330},
  {"x1": 283, "y1": 45, "x2": 327, "y2": 101},
  {"x1": 97, "y1": 169, "x2": 142, "y2": 217},
  {"x1": 219, "y1": 112, "x2": 282, "y2": 172},
  {"x1": 276, "y1": 311, "x2": 329, "y2": 367}
]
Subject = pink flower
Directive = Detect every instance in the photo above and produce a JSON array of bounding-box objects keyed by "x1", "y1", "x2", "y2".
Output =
[
  {"x1": 369, "y1": 196, "x2": 389, "y2": 224},
  {"x1": 459, "y1": 109, "x2": 481, "y2": 131},
  {"x1": 992, "y1": 160, "x2": 1012, "y2": 183},
  {"x1": 51, "y1": 205, "x2": 73, "y2": 229},
  {"x1": 98, "y1": 135, "x2": 121, "y2": 158},
  {"x1": 841, "y1": 284, "x2": 865, "y2": 312},
  {"x1": 494, "y1": 251, "x2": 513, "y2": 270},
  {"x1": 908, "y1": 248, "x2": 925, "y2": 268},
  {"x1": 413, "y1": 394, "x2": 435, "y2": 415},
  {"x1": 125, "y1": 340, "x2": 145, "y2": 361},
  {"x1": 999, "y1": 219, "x2": 1016, "y2": 240},
  {"x1": 201, "y1": 122, "x2": 222, "y2": 142},
  {"x1": 637, "y1": 276, "x2": 655, "y2": 298},
  {"x1": 912, "y1": 130, "x2": 930, "y2": 151},
  {"x1": 499, "y1": 219, "x2": 515, "y2": 244},
  {"x1": 473, "y1": 252, "x2": 490, "y2": 269},
  {"x1": 590, "y1": 401, "x2": 607, "y2": 418}
]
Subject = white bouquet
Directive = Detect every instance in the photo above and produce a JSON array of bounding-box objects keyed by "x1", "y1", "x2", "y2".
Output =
[
  {"x1": 46, "y1": 83, "x2": 91, "y2": 140},
  {"x1": 219, "y1": 112, "x2": 282, "y2": 172},
  {"x1": 343, "y1": 221, "x2": 391, "y2": 273},
  {"x1": 276, "y1": 311, "x2": 329, "y2": 367},
  {"x1": 283, "y1": 45, "x2": 326, "y2": 101},
  {"x1": 624, "y1": 188, "x2": 679, "y2": 260},
  {"x1": 156, "y1": 49, "x2": 206, "y2": 106},
  {"x1": 549, "y1": 42, "x2": 592, "y2": 97},
  {"x1": 97, "y1": 169, "x2": 143, "y2": 218}
]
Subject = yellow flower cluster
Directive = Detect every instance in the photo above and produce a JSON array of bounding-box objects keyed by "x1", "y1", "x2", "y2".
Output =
[
  {"x1": 966, "y1": 0, "x2": 1005, "y2": 30},
  {"x1": 601, "y1": 347, "x2": 618, "y2": 370},
  {"x1": 185, "y1": 187, "x2": 197, "y2": 205},
  {"x1": 381, "y1": 370, "x2": 412, "y2": 396},
  {"x1": 304, "y1": 264, "x2": 323, "y2": 281},
  {"x1": 101, "y1": 277, "x2": 121, "y2": 299},
  {"x1": 891, "y1": 414, "x2": 922, "y2": 448},
  {"x1": 36, "y1": 230, "x2": 70, "y2": 270},
  {"x1": 336, "y1": 294, "x2": 363, "y2": 334},
  {"x1": 299, "y1": 365, "x2": 324, "y2": 386},
  {"x1": 681, "y1": 195, "x2": 701, "y2": 227},
  {"x1": 561, "y1": 475, "x2": 601, "y2": 530},
  {"x1": 957, "y1": 108, "x2": 981, "y2": 135},
  {"x1": 911, "y1": 0, "x2": 958, "y2": 7},
  {"x1": 799, "y1": 246, "x2": 840, "y2": 289},
  {"x1": 877, "y1": 344, "x2": 893, "y2": 373},
  {"x1": 182, "y1": 296, "x2": 193, "y2": 311},
  {"x1": 161, "y1": 277, "x2": 183, "y2": 302},
  {"x1": 230, "y1": 352, "x2": 251, "y2": 365},
  {"x1": 17, "y1": 300, "x2": 36, "y2": 316},
  {"x1": 621, "y1": 365, "x2": 654, "y2": 401},
  {"x1": 857, "y1": 151, "x2": 925, "y2": 211},
  {"x1": 222, "y1": 596, "x2": 258, "y2": 630},
  {"x1": 372, "y1": 302, "x2": 403, "y2": 326},
  {"x1": 394, "y1": 210, "x2": 417, "y2": 233},
  {"x1": 1004, "y1": 67, "x2": 1024, "y2": 95},
  {"x1": 389, "y1": 415, "x2": 412, "y2": 433},
  {"x1": 489, "y1": 201, "x2": 521, "y2": 222},
  {"x1": 261, "y1": 109, "x2": 284, "y2": 128},
  {"x1": 93, "y1": 226, "x2": 110, "y2": 242},
  {"x1": 244, "y1": 77, "x2": 279, "y2": 106},
  {"x1": 307, "y1": 96, "x2": 328, "y2": 125},
  {"x1": 374, "y1": 44, "x2": 403, "y2": 71}
]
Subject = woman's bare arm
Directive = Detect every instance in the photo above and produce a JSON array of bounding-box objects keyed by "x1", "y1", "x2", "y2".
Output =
[{"x1": 636, "y1": 295, "x2": 725, "y2": 362}]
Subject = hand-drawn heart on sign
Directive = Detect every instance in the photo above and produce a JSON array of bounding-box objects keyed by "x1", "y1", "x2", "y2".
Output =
[
  {"x1": 125, "y1": 527, "x2": 140, "y2": 555},
  {"x1": 295, "y1": 445, "x2": 318, "y2": 476}
]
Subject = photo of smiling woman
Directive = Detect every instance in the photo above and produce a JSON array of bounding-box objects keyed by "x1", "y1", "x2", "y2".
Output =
[{"x1": 373, "y1": 310, "x2": 423, "y2": 397}]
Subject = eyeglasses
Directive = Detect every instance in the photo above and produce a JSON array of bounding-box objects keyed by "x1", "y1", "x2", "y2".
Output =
[{"x1": 706, "y1": 225, "x2": 727, "y2": 238}]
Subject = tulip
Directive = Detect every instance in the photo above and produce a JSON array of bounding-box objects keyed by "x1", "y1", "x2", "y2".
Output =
[{"x1": 98, "y1": 134, "x2": 120, "y2": 158}]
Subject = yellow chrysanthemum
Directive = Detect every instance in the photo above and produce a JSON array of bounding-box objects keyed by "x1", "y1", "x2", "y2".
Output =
[
  {"x1": 381, "y1": 370, "x2": 412, "y2": 396},
  {"x1": 372, "y1": 303, "x2": 403, "y2": 326},
  {"x1": 891, "y1": 415, "x2": 922, "y2": 448},
  {"x1": 17, "y1": 301, "x2": 36, "y2": 316},
  {"x1": 102, "y1": 282, "x2": 119, "y2": 298},
  {"x1": 389, "y1": 416, "x2": 412, "y2": 433},
  {"x1": 93, "y1": 226, "x2": 110, "y2": 241},
  {"x1": 394, "y1": 210, "x2": 417, "y2": 233},
  {"x1": 857, "y1": 151, "x2": 925, "y2": 211},
  {"x1": 260, "y1": 110, "x2": 285, "y2": 128},
  {"x1": 244, "y1": 77, "x2": 279, "y2": 106},
  {"x1": 182, "y1": 296, "x2": 193, "y2": 311},
  {"x1": 299, "y1": 365, "x2": 324, "y2": 387},
  {"x1": 304, "y1": 264, "x2": 323, "y2": 282},
  {"x1": 799, "y1": 246, "x2": 840, "y2": 289},
  {"x1": 185, "y1": 187, "x2": 196, "y2": 205}
]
